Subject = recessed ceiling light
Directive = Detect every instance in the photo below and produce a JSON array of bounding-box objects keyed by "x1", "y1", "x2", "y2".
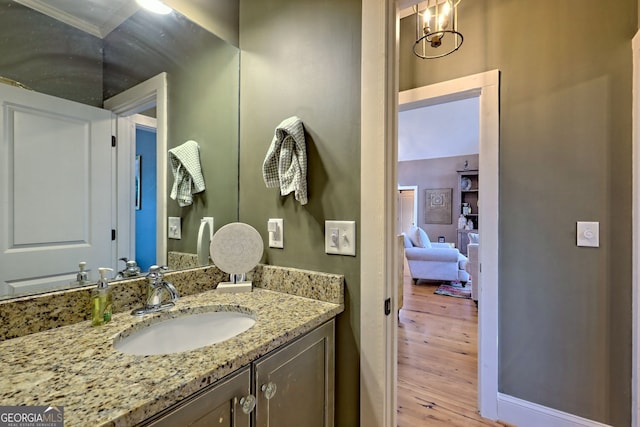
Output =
[{"x1": 136, "y1": 0, "x2": 172, "y2": 15}]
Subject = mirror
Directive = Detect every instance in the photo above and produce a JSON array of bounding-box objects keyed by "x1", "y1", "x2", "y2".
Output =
[{"x1": 0, "y1": 0, "x2": 240, "y2": 300}]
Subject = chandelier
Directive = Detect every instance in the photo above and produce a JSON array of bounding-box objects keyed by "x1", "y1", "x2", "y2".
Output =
[{"x1": 413, "y1": 0, "x2": 463, "y2": 59}]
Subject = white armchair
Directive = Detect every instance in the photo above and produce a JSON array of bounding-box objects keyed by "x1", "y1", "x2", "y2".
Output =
[{"x1": 402, "y1": 227, "x2": 469, "y2": 285}]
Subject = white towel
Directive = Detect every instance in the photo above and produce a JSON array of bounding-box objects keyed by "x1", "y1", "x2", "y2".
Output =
[
  {"x1": 262, "y1": 116, "x2": 308, "y2": 205},
  {"x1": 168, "y1": 140, "x2": 206, "y2": 207}
]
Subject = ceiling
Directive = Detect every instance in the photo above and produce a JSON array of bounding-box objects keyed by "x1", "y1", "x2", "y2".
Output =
[
  {"x1": 14, "y1": 0, "x2": 139, "y2": 38},
  {"x1": 398, "y1": 96, "x2": 479, "y2": 162},
  {"x1": 17, "y1": 0, "x2": 477, "y2": 162}
]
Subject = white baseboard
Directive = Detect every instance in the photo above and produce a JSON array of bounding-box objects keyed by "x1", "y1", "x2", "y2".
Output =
[{"x1": 497, "y1": 393, "x2": 611, "y2": 427}]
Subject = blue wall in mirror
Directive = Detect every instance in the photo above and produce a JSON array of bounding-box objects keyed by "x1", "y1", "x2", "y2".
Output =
[{"x1": 135, "y1": 127, "x2": 157, "y2": 271}]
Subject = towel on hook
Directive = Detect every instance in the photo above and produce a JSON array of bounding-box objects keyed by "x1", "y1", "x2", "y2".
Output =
[
  {"x1": 168, "y1": 140, "x2": 206, "y2": 207},
  {"x1": 262, "y1": 116, "x2": 308, "y2": 205}
]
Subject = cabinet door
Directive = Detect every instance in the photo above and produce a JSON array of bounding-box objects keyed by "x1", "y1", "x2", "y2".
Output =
[
  {"x1": 140, "y1": 367, "x2": 251, "y2": 427},
  {"x1": 254, "y1": 320, "x2": 335, "y2": 427}
]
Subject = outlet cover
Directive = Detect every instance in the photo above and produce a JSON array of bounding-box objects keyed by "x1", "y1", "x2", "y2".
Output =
[
  {"x1": 268, "y1": 218, "x2": 284, "y2": 248},
  {"x1": 325, "y1": 220, "x2": 356, "y2": 256},
  {"x1": 168, "y1": 217, "x2": 181, "y2": 239},
  {"x1": 577, "y1": 221, "x2": 599, "y2": 247}
]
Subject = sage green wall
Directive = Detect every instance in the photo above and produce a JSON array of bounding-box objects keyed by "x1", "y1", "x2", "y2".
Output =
[
  {"x1": 238, "y1": 0, "x2": 361, "y2": 425},
  {"x1": 401, "y1": 1, "x2": 635, "y2": 424},
  {"x1": 103, "y1": 14, "x2": 241, "y2": 255},
  {"x1": 166, "y1": 0, "x2": 239, "y2": 47},
  {"x1": 165, "y1": 45, "x2": 240, "y2": 254}
]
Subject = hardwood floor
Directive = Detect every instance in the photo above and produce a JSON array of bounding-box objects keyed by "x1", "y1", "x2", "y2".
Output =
[{"x1": 397, "y1": 271, "x2": 507, "y2": 426}]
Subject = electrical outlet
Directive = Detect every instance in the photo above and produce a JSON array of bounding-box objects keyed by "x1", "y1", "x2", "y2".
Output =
[
  {"x1": 168, "y1": 217, "x2": 181, "y2": 239},
  {"x1": 325, "y1": 220, "x2": 356, "y2": 256}
]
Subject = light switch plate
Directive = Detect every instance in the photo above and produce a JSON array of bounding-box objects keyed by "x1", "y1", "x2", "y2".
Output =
[
  {"x1": 325, "y1": 220, "x2": 356, "y2": 256},
  {"x1": 268, "y1": 218, "x2": 284, "y2": 248},
  {"x1": 577, "y1": 221, "x2": 599, "y2": 247},
  {"x1": 168, "y1": 217, "x2": 181, "y2": 239}
]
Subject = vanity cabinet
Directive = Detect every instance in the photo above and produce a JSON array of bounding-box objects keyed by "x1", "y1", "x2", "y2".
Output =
[
  {"x1": 138, "y1": 320, "x2": 335, "y2": 427},
  {"x1": 253, "y1": 320, "x2": 334, "y2": 427},
  {"x1": 140, "y1": 367, "x2": 252, "y2": 427}
]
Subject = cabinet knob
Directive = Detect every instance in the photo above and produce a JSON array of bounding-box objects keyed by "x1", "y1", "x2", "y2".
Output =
[
  {"x1": 239, "y1": 395, "x2": 256, "y2": 414},
  {"x1": 261, "y1": 382, "x2": 277, "y2": 400}
]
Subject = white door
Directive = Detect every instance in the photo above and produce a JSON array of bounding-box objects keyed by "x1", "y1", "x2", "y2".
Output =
[
  {"x1": 397, "y1": 188, "x2": 416, "y2": 234},
  {"x1": 0, "y1": 84, "x2": 114, "y2": 297}
]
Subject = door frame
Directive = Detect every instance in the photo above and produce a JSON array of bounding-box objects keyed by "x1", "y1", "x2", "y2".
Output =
[
  {"x1": 359, "y1": 6, "x2": 501, "y2": 415},
  {"x1": 131, "y1": 114, "x2": 158, "y2": 266},
  {"x1": 104, "y1": 73, "x2": 168, "y2": 267},
  {"x1": 397, "y1": 70, "x2": 500, "y2": 418},
  {"x1": 360, "y1": 1, "x2": 399, "y2": 426}
]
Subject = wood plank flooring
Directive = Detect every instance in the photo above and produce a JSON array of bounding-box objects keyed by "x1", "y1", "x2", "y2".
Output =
[{"x1": 397, "y1": 271, "x2": 508, "y2": 426}]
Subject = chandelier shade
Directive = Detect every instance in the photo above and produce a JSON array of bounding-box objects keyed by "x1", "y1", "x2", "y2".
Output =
[{"x1": 413, "y1": 0, "x2": 463, "y2": 59}]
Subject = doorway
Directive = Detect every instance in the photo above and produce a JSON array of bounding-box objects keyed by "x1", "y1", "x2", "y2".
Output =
[
  {"x1": 133, "y1": 118, "x2": 158, "y2": 271},
  {"x1": 398, "y1": 186, "x2": 418, "y2": 235},
  {"x1": 359, "y1": 66, "x2": 500, "y2": 426},
  {"x1": 397, "y1": 91, "x2": 482, "y2": 425},
  {"x1": 396, "y1": 70, "x2": 500, "y2": 419},
  {"x1": 104, "y1": 73, "x2": 168, "y2": 267}
]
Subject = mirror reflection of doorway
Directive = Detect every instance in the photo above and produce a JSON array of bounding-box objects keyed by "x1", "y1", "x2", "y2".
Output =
[{"x1": 134, "y1": 123, "x2": 157, "y2": 272}]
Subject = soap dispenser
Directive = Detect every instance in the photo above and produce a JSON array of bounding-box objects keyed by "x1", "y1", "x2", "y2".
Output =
[{"x1": 92, "y1": 268, "x2": 114, "y2": 327}]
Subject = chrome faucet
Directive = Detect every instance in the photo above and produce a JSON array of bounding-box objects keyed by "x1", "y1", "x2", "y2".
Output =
[
  {"x1": 115, "y1": 257, "x2": 141, "y2": 280},
  {"x1": 131, "y1": 265, "x2": 179, "y2": 316}
]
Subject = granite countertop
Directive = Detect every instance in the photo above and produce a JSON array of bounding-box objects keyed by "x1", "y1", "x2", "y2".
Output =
[{"x1": 0, "y1": 287, "x2": 343, "y2": 426}]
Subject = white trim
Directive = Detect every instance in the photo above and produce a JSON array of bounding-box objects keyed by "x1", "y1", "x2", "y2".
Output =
[
  {"x1": 132, "y1": 114, "x2": 158, "y2": 131},
  {"x1": 631, "y1": 28, "x2": 640, "y2": 427},
  {"x1": 360, "y1": 0, "x2": 398, "y2": 426},
  {"x1": 498, "y1": 394, "x2": 612, "y2": 427},
  {"x1": 104, "y1": 72, "x2": 168, "y2": 267},
  {"x1": 397, "y1": 70, "x2": 500, "y2": 420},
  {"x1": 114, "y1": 116, "x2": 135, "y2": 264},
  {"x1": 14, "y1": 0, "x2": 137, "y2": 38}
]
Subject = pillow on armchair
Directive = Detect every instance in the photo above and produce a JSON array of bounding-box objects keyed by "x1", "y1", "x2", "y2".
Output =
[
  {"x1": 408, "y1": 226, "x2": 432, "y2": 248},
  {"x1": 468, "y1": 232, "x2": 479, "y2": 244}
]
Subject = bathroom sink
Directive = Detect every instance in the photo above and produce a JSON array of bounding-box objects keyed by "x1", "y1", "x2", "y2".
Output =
[{"x1": 113, "y1": 310, "x2": 256, "y2": 356}]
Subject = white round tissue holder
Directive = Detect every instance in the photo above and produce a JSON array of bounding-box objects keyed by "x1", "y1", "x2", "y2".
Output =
[{"x1": 210, "y1": 222, "x2": 264, "y2": 293}]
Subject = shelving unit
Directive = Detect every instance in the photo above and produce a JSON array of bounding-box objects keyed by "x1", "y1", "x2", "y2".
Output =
[{"x1": 457, "y1": 169, "x2": 479, "y2": 255}]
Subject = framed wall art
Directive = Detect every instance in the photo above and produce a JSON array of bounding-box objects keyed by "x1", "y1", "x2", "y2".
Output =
[{"x1": 424, "y1": 188, "x2": 452, "y2": 224}]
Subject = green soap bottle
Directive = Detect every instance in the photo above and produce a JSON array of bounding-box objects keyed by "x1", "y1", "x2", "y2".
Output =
[{"x1": 92, "y1": 267, "x2": 113, "y2": 327}]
